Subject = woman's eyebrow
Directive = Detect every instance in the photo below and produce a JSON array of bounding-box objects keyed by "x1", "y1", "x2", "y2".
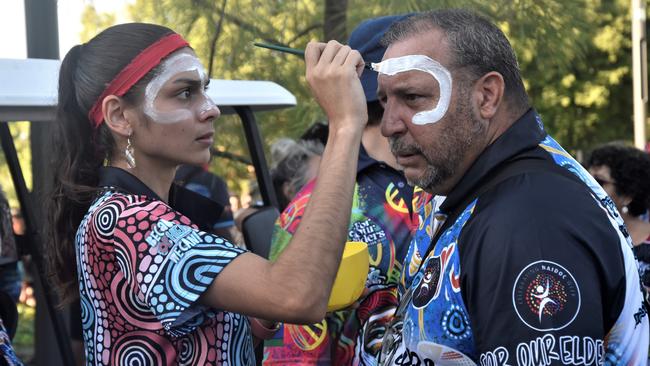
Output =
[{"x1": 173, "y1": 77, "x2": 200, "y2": 85}]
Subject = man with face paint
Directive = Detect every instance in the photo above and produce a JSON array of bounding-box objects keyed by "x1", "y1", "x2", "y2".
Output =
[
  {"x1": 366, "y1": 9, "x2": 648, "y2": 366},
  {"x1": 263, "y1": 14, "x2": 417, "y2": 366}
]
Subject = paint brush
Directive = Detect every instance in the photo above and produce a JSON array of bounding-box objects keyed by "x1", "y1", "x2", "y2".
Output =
[{"x1": 253, "y1": 42, "x2": 374, "y2": 70}]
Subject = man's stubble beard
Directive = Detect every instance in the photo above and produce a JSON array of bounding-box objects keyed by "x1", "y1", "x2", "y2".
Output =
[{"x1": 390, "y1": 93, "x2": 486, "y2": 194}]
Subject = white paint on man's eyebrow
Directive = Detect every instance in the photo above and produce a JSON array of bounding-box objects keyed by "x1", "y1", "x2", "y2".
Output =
[
  {"x1": 371, "y1": 55, "x2": 452, "y2": 125},
  {"x1": 143, "y1": 53, "x2": 209, "y2": 124}
]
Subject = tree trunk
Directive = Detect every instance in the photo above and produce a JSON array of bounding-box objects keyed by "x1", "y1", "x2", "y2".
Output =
[
  {"x1": 207, "y1": 0, "x2": 228, "y2": 78},
  {"x1": 324, "y1": 0, "x2": 348, "y2": 42}
]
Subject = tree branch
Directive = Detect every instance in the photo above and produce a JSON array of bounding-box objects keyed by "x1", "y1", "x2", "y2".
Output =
[
  {"x1": 208, "y1": 0, "x2": 228, "y2": 78},
  {"x1": 287, "y1": 23, "x2": 323, "y2": 45},
  {"x1": 211, "y1": 148, "x2": 252, "y2": 166},
  {"x1": 223, "y1": 13, "x2": 287, "y2": 46},
  {"x1": 185, "y1": 14, "x2": 201, "y2": 37},
  {"x1": 324, "y1": 0, "x2": 348, "y2": 42}
]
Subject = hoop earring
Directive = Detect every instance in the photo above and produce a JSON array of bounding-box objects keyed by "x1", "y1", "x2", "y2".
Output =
[{"x1": 125, "y1": 135, "x2": 136, "y2": 169}]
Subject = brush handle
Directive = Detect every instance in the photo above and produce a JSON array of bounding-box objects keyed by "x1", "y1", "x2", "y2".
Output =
[
  {"x1": 253, "y1": 42, "x2": 373, "y2": 70},
  {"x1": 253, "y1": 42, "x2": 305, "y2": 56}
]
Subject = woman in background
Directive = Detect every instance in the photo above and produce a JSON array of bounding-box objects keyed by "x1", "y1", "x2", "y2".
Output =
[{"x1": 588, "y1": 144, "x2": 650, "y2": 290}]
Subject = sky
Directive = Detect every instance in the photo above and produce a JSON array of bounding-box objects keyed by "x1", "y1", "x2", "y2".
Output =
[{"x1": 0, "y1": 0, "x2": 133, "y2": 59}]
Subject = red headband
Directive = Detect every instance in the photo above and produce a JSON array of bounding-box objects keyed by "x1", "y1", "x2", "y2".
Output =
[{"x1": 87, "y1": 33, "x2": 189, "y2": 128}]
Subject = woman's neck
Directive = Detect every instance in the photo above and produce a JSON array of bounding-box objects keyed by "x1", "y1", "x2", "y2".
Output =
[
  {"x1": 622, "y1": 212, "x2": 650, "y2": 245},
  {"x1": 110, "y1": 157, "x2": 176, "y2": 203}
]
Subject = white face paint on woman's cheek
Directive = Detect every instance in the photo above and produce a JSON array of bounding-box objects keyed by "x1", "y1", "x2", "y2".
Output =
[
  {"x1": 372, "y1": 55, "x2": 452, "y2": 125},
  {"x1": 144, "y1": 53, "x2": 208, "y2": 124}
]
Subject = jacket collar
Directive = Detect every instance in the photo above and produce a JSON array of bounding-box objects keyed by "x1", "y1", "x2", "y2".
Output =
[
  {"x1": 357, "y1": 144, "x2": 376, "y2": 173},
  {"x1": 357, "y1": 143, "x2": 404, "y2": 174},
  {"x1": 98, "y1": 166, "x2": 224, "y2": 231},
  {"x1": 440, "y1": 108, "x2": 546, "y2": 212}
]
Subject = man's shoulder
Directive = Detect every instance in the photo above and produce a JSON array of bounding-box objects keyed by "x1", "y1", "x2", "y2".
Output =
[
  {"x1": 459, "y1": 168, "x2": 621, "y2": 256},
  {"x1": 472, "y1": 167, "x2": 596, "y2": 222},
  {"x1": 357, "y1": 160, "x2": 406, "y2": 182}
]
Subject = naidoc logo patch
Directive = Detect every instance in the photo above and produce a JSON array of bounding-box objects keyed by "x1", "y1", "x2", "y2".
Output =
[{"x1": 512, "y1": 260, "x2": 580, "y2": 331}]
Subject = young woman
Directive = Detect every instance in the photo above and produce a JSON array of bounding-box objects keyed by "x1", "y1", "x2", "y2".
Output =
[{"x1": 46, "y1": 23, "x2": 367, "y2": 365}]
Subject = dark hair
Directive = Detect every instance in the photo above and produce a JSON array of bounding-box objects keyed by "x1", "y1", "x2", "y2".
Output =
[
  {"x1": 0, "y1": 188, "x2": 16, "y2": 260},
  {"x1": 299, "y1": 102, "x2": 384, "y2": 144},
  {"x1": 367, "y1": 101, "x2": 384, "y2": 126},
  {"x1": 587, "y1": 144, "x2": 650, "y2": 217},
  {"x1": 381, "y1": 9, "x2": 529, "y2": 113},
  {"x1": 300, "y1": 121, "x2": 329, "y2": 146},
  {"x1": 46, "y1": 23, "x2": 176, "y2": 303}
]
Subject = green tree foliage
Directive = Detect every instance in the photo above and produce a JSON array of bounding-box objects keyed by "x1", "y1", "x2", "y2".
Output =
[
  {"x1": 500, "y1": 0, "x2": 639, "y2": 151},
  {"x1": 80, "y1": 4, "x2": 117, "y2": 42},
  {"x1": 80, "y1": 0, "x2": 647, "y2": 192},
  {"x1": 0, "y1": 122, "x2": 32, "y2": 208}
]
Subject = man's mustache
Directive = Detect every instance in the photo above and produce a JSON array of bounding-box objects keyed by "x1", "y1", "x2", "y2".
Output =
[{"x1": 389, "y1": 137, "x2": 423, "y2": 156}]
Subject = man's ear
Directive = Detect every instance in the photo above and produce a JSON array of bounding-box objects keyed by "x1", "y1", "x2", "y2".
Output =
[
  {"x1": 473, "y1": 71, "x2": 505, "y2": 120},
  {"x1": 101, "y1": 95, "x2": 132, "y2": 137}
]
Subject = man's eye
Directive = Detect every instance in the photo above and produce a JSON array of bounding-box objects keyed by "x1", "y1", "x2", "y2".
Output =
[{"x1": 405, "y1": 94, "x2": 421, "y2": 102}]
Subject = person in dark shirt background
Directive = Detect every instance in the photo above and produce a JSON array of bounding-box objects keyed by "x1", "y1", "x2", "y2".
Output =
[{"x1": 175, "y1": 164, "x2": 237, "y2": 242}]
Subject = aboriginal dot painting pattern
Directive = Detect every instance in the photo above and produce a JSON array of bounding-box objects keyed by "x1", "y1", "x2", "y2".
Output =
[{"x1": 75, "y1": 190, "x2": 254, "y2": 365}]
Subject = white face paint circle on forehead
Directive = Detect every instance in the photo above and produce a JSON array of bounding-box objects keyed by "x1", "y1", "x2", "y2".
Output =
[
  {"x1": 143, "y1": 52, "x2": 214, "y2": 124},
  {"x1": 372, "y1": 55, "x2": 452, "y2": 125}
]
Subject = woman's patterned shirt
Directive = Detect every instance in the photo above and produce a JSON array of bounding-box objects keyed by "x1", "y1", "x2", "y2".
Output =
[{"x1": 76, "y1": 167, "x2": 253, "y2": 365}]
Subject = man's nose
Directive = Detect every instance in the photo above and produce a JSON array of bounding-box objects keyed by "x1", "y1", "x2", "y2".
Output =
[{"x1": 380, "y1": 100, "x2": 408, "y2": 138}]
